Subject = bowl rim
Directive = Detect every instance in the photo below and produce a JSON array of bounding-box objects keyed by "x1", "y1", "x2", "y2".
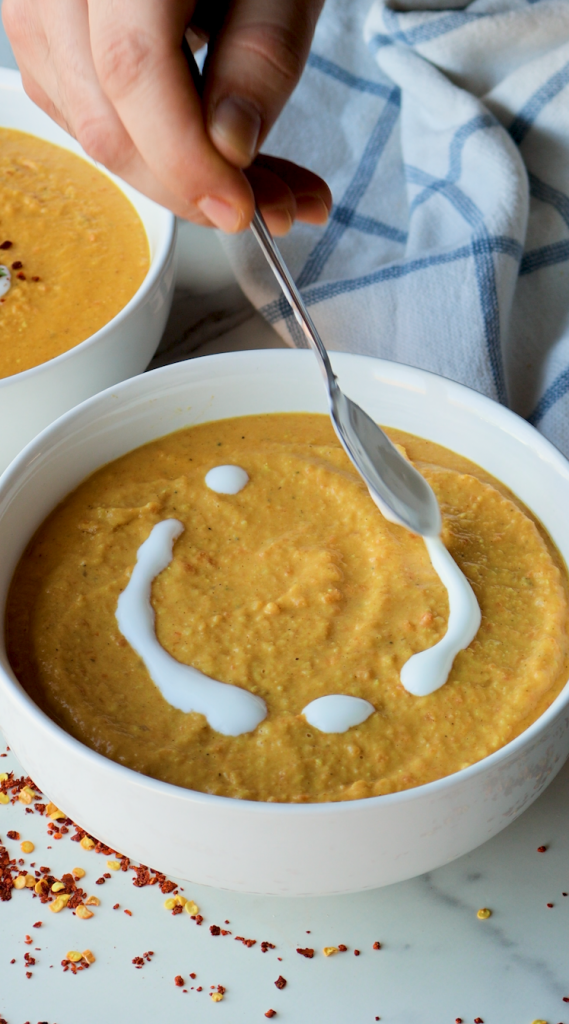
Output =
[
  {"x1": 1, "y1": 349, "x2": 568, "y2": 816},
  {"x1": 0, "y1": 67, "x2": 176, "y2": 390}
]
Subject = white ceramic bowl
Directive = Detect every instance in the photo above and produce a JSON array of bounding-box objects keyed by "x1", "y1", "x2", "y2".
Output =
[
  {"x1": 0, "y1": 350, "x2": 568, "y2": 896},
  {"x1": 0, "y1": 68, "x2": 176, "y2": 471}
]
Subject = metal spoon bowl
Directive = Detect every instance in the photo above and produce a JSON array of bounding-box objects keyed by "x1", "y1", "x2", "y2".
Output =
[{"x1": 250, "y1": 209, "x2": 441, "y2": 537}]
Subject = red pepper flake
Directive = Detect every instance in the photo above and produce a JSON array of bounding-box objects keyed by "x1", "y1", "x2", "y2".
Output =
[
  {"x1": 547, "y1": 903, "x2": 554, "y2": 908},
  {"x1": 124, "y1": 909, "x2": 132, "y2": 916},
  {"x1": 0, "y1": 240, "x2": 12, "y2": 249},
  {"x1": 113, "y1": 903, "x2": 119, "y2": 910},
  {"x1": 274, "y1": 976, "x2": 287, "y2": 989},
  {"x1": 25, "y1": 970, "x2": 32, "y2": 978},
  {"x1": 6, "y1": 831, "x2": 20, "y2": 840},
  {"x1": 171, "y1": 904, "x2": 183, "y2": 916},
  {"x1": 210, "y1": 925, "x2": 221, "y2": 936},
  {"x1": 563, "y1": 996, "x2": 569, "y2": 1002},
  {"x1": 296, "y1": 947, "x2": 314, "y2": 958},
  {"x1": 95, "y1": 877, "x2": 106, "y2": 885},
  {"x1": 33, "y1": 921, "x2": 42, "y2": 928},
  {"x1": 174, "y1": 975, "x2": 184, "y2": 987},
  {"x1": 16, "y1": 272, "x2": 26, "y2": 280},
  {"x1": 24, "y1": 935, "x2": 33, "y2": 945},
  {"x1": 132, "y1": 957, "x2": 145, "y2": 969},
  {"x1": 220, "y1": 928, "x2": 231, "y2": 936},
  {"x1": 10, "y1": 959, "x2": 15, "y2": 964},
  {"x1": 261, "y1": 941, "x2": 276, "y2": 953},
  {"x1": 373, "y1": 941, "x2": 381, "y2": 950},
  {"x1": 225, "y1": 920, "x2": 230, "y2": 924},
  {"x1": 537, "y1": 845, "x2": 547, "y2": 852},
  {"x1": 11, "y1": 261, "x2": 22, "y2": 270},
  {"x1": 235, "y1": 936, "x2": 256, "y2": 948},
  {"x1": 474, "y1": 1018, "x2": 484, "y2": 1023},
  {"x1": 31, "y1": 276, "x2": 40, "y2": 282},
  {"x1": 354, "y1": 949, "x2": 360, "y2": 956},
  {"x1": 196, "y1": 986, "x2": 203, "y2": 992},
  {"x1": 563, "y1": 893, "x2": 568, "y2": 897},
  {"x1": 265, "y1": 1011, "x2": 276, "y2": 1019},
  {"x1": 337, "y1": 944, "x2": 348, "y2": 952},
  {"x1": 190, "y1": 972, "x2": 196, "y2": 979}
]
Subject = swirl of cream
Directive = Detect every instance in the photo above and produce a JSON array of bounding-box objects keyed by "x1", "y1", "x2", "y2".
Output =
[{"x1": 116, "y1": 519, "x2": 267, "y2": 736}]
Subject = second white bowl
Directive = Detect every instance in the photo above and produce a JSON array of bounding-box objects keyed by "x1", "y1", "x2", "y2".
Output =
[{"x1": 0, "y1": 68, "x2": 176, "y2": 471}]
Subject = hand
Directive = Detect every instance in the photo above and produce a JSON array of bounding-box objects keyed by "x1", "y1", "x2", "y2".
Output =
[{"x1": 3, "y1": 0, "x2": 332, "y2": 234}]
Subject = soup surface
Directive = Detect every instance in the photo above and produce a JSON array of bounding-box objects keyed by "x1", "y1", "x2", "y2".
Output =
[
  {"x1": 6, "y1": 414, "x2": 569, "y2": 802},
  {"x1": 0, "y1": 128, "x2": 149, "y2": 378}
]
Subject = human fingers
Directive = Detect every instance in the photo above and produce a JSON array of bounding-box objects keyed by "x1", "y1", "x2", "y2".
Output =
[
  {"x1": 88, "y1": 0, "x2": 255, "y2": 231},
  {"x1": 252, "y1": 155, "x2": 332, "y2": 225},
  {"x1": 204, "y1": 0, "x2": 326, "y2": 168},
  {"x1": 3, "y1": 0, "x2": 201, "y2": 217}
]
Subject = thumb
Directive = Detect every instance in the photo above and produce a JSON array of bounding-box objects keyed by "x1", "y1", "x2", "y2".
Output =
[{"x1": 203, "y1": 0, "x2": 324, "y2": 168}]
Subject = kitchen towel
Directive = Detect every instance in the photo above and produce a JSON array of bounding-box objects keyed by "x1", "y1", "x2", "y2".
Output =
[{"x1": 221, "y1": 0, "x2": 569, "y2": 457}]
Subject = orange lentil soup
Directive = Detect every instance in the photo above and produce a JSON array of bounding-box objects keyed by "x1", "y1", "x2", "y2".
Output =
[
  {"x1": 0, "y1": 128, "x2": 149, "y2": 378},
  {"x1": 5, "y1": 414, "x2": 569, "y2": 802}
]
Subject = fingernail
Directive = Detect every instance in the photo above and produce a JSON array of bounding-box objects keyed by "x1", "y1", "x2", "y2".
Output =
[
  {"x1": 210, "y1": 96, "x2": 262, "y2": 164},
  {"x1": 295, "y1": 195, "x2": 330, "y2": 225},
  {"x1": 197, "y1": 196, "x2": 242, "y2": 233}
]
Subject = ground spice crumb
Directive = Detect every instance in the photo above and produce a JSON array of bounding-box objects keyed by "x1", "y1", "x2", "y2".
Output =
[
  {"x1": 190, "y1": 973, "x2": 196, "y2": 979},
  {"x1": 373, "y1": 941, "x2": 381, "y2": 950},
  {"x1": 10, "y1": 959, "x2": 15, "y2": 964},
  {"x1": 235, "y1": 936, "x2": 256, "y2": 948},
  {"x1": 337, "y1": 944, "x2": 348, "y2": 952},
  {"x1": 477, "y1": 908, "x2": 491, "y2": 919},
  {"x1": 33, "y1": 921, "x2": 42, "y2": 928},
  {"x1": 455, "y1": 1018, "x2": 463, "y2": 1023},
  {"x1": 547, "y1": 902, "x2": 554, "y2": 908},
  {"x1": 113, "y1": 903, "x2": 119, "y2": 910},
  {"x1": 210, "y1": 925, "x2": 221, "y2": 936},
  {"x1": 474, "y1": 1018, "x2": 483, "y2": 1022},
  {"x1": 354, "y1": 949, "x2": 361, "y2": 956},
  {"x1": 124, "y1": 909, "x2": 132, "y2": 916},
  {"x1": 563, "y1": 995, "x2": 569, "y2": 1001},
  {"x1": 275, "y1": 976, "x2": 287, "y2": 989},
  {"x1": 174, "y1": 975, "x2": 184, "y2": 987},
  {"x1": 25, "y1": 970, "x2": 32, "y2": 978},
  {"x1": 537, "y1": 846, "x2": 547, "y2": 852},
  {"x1": 11, "y1": 261, "x2": 22, "y2": 270},
  {"x1": 261, "y1": 941, "x2": 275, "y2": 952},
  {"x1": 196, "y1": 986, "x2": 202, "y2": 992},
  {"x1": 265, "y1": 1011, "x2": 276, "y2": 1018},
  {"x1": 7, "y1": 831, "x2": 20, "y2": 840},
  {"x1": 296, "y1": 947, "x2": 314, "y2": 958}
]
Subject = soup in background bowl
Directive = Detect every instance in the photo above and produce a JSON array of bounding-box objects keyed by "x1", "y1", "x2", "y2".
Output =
[
  {"x1": 0, "y1": 68, "x2": 176, "y2": 471},
  {"x1": 0, "y1": 350, "x2": 568, "y2": 896}
]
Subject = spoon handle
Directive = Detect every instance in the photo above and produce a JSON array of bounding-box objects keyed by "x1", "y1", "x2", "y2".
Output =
[{"x1": 250, "y1": 208, "x2": 337, "y2": 393}]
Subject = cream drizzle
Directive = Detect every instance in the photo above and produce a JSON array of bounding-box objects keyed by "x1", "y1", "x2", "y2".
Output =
[
  {"x1": 115, "y1": 519, "x2": 267, "y2": 737},
  {"x1": 0, "y1": 266, "x2": 11, "y2": 298},
  {"x1": 400, "y1": 535, "x2": 481, "y2": 697},
  {"x1": 302, "y1": 695, "x2": 375, "y2": 733},
  {"x1": 205, "y1": 465, "x2": 249, "y2": 494}
]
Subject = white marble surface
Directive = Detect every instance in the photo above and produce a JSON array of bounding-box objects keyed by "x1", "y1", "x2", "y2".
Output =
[
  {"x1": 1, "y1": 731, "x2": 569, "y2": 1024},
  {"x1": 1, "y1": 175, "x2": 569, "y2": 1024}
]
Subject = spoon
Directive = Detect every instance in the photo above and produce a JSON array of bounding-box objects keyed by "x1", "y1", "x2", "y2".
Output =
[
  {"x1": 179, "y1": 34, "x2": 440, "y2": 536},
  {"x1": 250, "y1": 209, "x2": 441, "y2": 536}
]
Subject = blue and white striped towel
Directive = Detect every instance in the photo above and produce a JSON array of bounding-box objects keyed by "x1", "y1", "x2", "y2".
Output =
[{"x1": 222, "y1": 0, "x2": 569, "y2": 457}]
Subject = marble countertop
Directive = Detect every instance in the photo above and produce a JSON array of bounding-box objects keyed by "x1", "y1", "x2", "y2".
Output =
[{"x1": 1, "y1": 220, "x2": 569, "y2": 1024}]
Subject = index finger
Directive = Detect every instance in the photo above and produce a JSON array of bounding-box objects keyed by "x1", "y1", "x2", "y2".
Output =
[{"x1": 88, "y1": 0, "x2": 254, "y2": 231}]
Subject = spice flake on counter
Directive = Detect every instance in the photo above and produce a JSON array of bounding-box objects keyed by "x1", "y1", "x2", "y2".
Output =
[
  {"x1": 210, "y1": 985, "x2": 226, "y2": 1002},
  {"x1": 373, "y1": 941, "x2": 382, "y2": 949},
  {"x1": 265, "y1": 1011, "x2": 277, "y2": 1018},
  {"x1": 132, "y1": 951, "x2": 154, "y2": 969},
  {"x1": 274, "y1": 976, "x2": 287, "y2": 989},
  {"x1": 296, "y1": 947, "x2": 314, "y2": 958}
]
